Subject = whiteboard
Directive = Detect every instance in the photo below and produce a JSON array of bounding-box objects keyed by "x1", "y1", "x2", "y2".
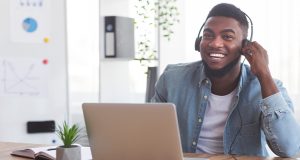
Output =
[{"x1": 0, "y1": 0, "x2": 68, "y2": 144}]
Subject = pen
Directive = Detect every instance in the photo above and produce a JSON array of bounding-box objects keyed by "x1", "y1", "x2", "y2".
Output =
[{"x1": 47, "y1": 148, "x2": 57, "y2": 151}]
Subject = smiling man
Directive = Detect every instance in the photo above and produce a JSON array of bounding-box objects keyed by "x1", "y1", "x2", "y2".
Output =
[{"x1": 152, "y1": 3, "x2": 300, "y2": 157}]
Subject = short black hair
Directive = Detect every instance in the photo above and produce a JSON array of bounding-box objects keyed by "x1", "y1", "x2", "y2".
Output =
[{"x1": 206, "y1": 3, "x2": 249, "y2": 37}]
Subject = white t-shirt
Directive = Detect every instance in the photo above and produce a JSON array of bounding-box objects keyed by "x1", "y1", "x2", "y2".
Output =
[{"x1": 196, "y1": 88, "x2": 237, "y2": 154}]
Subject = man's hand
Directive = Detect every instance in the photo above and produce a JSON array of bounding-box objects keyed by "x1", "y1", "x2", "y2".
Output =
[
  {"x1": 242, "y1": 41, "x2": 279, "y2": 98},
  {"x1": 242, "y1": 41, "x2": 270, "y2": 78}
]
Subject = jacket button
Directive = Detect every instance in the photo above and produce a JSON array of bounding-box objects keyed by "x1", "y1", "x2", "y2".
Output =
[
  {"x1": 198, "y1": 118, "x2": 202, "y2": 123},
  {"x1": 263, "y1": 105, "x2": 268, "y2": 110},
  {"x1": 192, "y1": 141, "x2": 197, "y2": 146},
  {"x1": 204, "y1": 95, "x2": 208, "y2": 99}
]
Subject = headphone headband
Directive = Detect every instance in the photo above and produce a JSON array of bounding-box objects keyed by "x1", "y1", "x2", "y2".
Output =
[{"x1": 243, "y1": 12, "x2": 253, "y2": 41}]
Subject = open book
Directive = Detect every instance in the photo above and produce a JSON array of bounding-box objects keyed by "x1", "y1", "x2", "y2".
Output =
[
  {"x1": 11, "y1": 146, "x2": 56, "y2": 160},
  {"x1": 11, "y1": 146, "x2": 92, "y2": 160}
]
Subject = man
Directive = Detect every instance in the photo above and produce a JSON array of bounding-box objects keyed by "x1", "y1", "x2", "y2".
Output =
[{"x1": 152, "y1": 3, "x2": 300, "y2": 157}]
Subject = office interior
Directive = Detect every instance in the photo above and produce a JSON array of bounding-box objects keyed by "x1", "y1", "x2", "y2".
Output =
[{"x1": 0, "y1": 0, "x2": 299, "y2": 151}]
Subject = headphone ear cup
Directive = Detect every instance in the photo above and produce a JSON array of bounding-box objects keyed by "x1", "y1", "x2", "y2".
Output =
[
  {"x1": 241, "y1": 39, "x2": 250, "y2": 55},
  {"x1": 194, "y1": 36, "x2": 202, "y2": 52}
]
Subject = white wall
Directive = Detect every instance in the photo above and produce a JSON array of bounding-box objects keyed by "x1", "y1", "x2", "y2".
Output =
[
  {"x1": 66, "y1": 0, "x2": 100, "y2": 134},
  {"x1": 67, "y1": 0, "x2": 147, "y2": 139},
  {"x1": 99, "y1": 0, "x2": 147, "y2": 103},
  {"x1": 159, "y1": 0, "x2": 187, "y2": 73}
]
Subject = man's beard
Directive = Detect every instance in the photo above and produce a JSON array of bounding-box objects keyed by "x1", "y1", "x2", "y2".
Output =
[{"x1": 203, "y1": 56, "x2": 241, "y2": 78}]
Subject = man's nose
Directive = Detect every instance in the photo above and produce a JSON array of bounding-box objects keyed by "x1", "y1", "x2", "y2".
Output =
[{"x1": 208, "y1": 36, "x2": 224, "y2": 48}]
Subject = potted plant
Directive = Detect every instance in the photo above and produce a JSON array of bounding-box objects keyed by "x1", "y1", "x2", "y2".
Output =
[{"x1": 56, "y1": 121, "x2": 82, "y2": 160}]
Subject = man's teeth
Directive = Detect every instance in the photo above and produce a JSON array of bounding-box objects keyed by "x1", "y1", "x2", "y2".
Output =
[{"x1": 210, "y1": 53, "x2": 224, "y2": 58}]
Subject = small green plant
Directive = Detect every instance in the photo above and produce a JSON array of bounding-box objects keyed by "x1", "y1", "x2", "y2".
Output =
[{"x1": 56, "y1": 121, "x2": 82, "y2": 148}]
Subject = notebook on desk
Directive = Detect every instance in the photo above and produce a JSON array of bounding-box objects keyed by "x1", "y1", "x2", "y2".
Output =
[{"x1": 82, "y1": 103, "x2": 208, "y2": 160}]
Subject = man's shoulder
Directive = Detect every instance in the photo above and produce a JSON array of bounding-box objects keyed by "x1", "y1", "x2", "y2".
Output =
[{"x1": 164, "y1": 61, "x2": 203, "y2": 73}]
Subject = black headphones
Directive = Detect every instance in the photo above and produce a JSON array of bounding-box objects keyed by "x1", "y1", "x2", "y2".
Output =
[{"x1": 194, "y1": 12, "x2": 253, "y2": 52}]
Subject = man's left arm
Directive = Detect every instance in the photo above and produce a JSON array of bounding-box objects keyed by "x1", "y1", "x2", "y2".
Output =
[
  {"x1": 260, "y1": 85, "x2": 300, "y2": 157},
  {"x1": 243, "y1": 41, "x2": 300, "y2": 157}
]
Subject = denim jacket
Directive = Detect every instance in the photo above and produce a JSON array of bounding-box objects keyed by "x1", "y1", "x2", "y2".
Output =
[{"x1": 151, "y1": 61, "x2": 300, "y2": 157}]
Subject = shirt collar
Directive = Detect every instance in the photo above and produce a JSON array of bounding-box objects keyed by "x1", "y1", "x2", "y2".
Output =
[{"x1": 198, "y1": 61, "x2": 210, "y2": 86}]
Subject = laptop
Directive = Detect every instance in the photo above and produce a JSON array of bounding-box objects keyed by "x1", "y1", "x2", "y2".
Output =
[{"x1": 82, "y1": 103, "x2": 207, "y2": 160}]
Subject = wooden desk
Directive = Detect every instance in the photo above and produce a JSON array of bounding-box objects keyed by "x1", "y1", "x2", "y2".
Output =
[
  {"x1": 184, "y1": 153, "x2": 297, "y2": 160},
  {"x1": 0, "y1": 141, "x2": 297, "y2": 160},
  {"x1": 0, "y1": 141, "x2": 46, "y2": 160}
]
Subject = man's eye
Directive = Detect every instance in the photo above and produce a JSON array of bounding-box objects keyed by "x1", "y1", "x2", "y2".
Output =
[
  {"x1": 222, "y1": 34, "x2": 234, "y2": 40},
  {"x1": 203, "y1": 34, "x2": 214, "y2": 39}
]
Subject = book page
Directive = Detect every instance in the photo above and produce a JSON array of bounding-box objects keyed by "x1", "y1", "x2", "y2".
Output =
[
  {"x1": 11, "y1": 149, "x2": 35, "y2": 159},
  {"x1": 30, "y1": 146, "x2": 56, "y2": 158}
]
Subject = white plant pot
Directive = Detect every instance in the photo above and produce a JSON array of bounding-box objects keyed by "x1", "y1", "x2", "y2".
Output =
[{"x1": 56, "y1": 145, "x2": 81, "y2": 160}]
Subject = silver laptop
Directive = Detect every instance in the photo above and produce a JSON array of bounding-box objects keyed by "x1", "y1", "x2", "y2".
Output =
[{"x1": 82, "y1": 103, "x2": 207, "y2": 160}]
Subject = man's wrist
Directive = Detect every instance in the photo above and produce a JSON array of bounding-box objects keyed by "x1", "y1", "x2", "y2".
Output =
[{"x1": 257, "y1": 70, "x2": 279, "y2": 98}]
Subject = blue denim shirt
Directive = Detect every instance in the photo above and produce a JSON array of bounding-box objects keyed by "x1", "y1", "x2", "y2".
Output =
[{"x1": 151, "y1": 61, "x2": 300, "y2": 157}]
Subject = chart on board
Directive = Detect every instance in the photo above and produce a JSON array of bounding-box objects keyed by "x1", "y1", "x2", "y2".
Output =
[
  {"x1": 0, "y1": 58, "x2": 48, "y2": 97},
  {"x1": 10, "y1": 0, "x2": 51, "y2": 43}
]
